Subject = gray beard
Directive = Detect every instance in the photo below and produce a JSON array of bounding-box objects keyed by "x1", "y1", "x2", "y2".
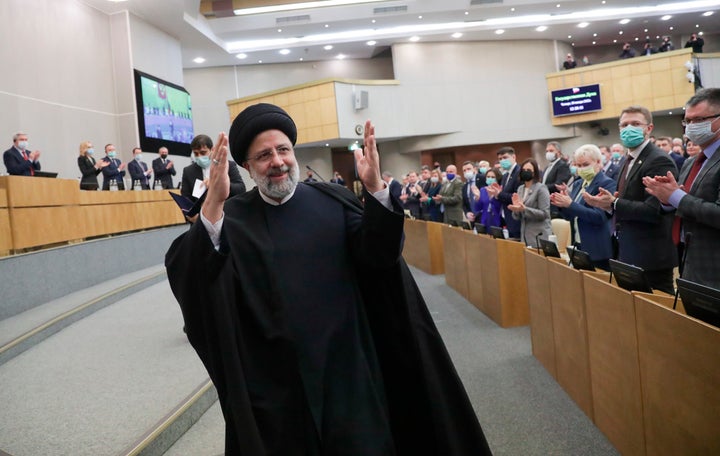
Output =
[{"x1": 252, "y1": 163, "x2": 299, "y2": 200}]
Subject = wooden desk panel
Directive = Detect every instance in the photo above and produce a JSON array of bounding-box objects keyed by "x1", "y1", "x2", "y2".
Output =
[
  {"x1": 3, "y1": 176, "x2": 79, "y2": 207},
  {"x1": 466, "y1": 233, "x2": 486, "y2": 314},
  {"x1": 524, "y1": 250, "x2": 556, "y2": 378},
  {"x1": 548, "y1": 259, "x2": 594, "y2": 419},
  {"x1": 441, "y1": 225, "x2": 469, "y2": 300},
  {"x1": 635, "y1": 296, "x2": 720, "y2": 455},
  {"x1": 584, "y1": 274, "x2": 645, "y2": 456},
  {"x1": 0, "y1": 209, "x2": 12, "y2": 252},
  {"x1": 426, "y1": 222, "x2": 444, "y2": 274},
  {"x1": 497, "y1": 240, "x2": 529, "y2": 327},
  {"x1": 9, "y1": 206, "x2": 86, "y2": 248},
  {"x1": 403, "y1": 220, "x2": 431, "y2": 273},
  {"x1": 477, "y1": 235, "x2": 500, "y2": 320}
]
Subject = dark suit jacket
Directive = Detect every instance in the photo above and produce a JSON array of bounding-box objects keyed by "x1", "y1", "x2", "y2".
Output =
[
  {"x1": 388, "y1": 179, "x2": 402, "y2": 200},
  {"x1": 614, "y1": 142, "x2": 677, "y2": 271},
  {"x1": 181, "y1": 161, "x2": 246, "y2": 202},
  {"x1": 3, "y1": 147, "x2": 41, "y2": 176},
  {"x1": 542, "y1": 159, "x2": 571, "y2": 193},
  {"x1": 557, "y1": 171, "x2": 616, "y2": 262},
  {"x1": 152, "y1": 157, "x2": 177, "y2": 189},
  {"x1": 128, "y1": 159, "x2": 151, "y2": 190},
  {"x1": 669, "y1": 152, "x2": 686, "y2": 171},
  {"x1": 461, "y1": 181, "x2": 475, "y2": 214},
  {"x1": 497, "y1": 165, "x2": 521, "y2": 237},
  {"x1": 77, "y1": 155, "x2": 101, "y2": 190},
  {"x1": 402, "y1": 183, "x2": 421, "y2": 218},
  {"x1": 604, "y1": 159, "x2": 622, "y2": 181},
  {"x1": 101, "y1": 157, "x2": 126, "y2": 190},
  {"x1": 675, "y1": 147, "x2": 720, "y2": 288}
]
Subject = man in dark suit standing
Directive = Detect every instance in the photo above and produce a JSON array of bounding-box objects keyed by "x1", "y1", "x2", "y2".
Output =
[
  {"x1": 3, "y1": 132, "x2": 41, "y2": 176},
  {"x1": 584, "y1": 105, "x2": 677, "y2": 294},
  {"x1": 461, "y1": 161, "x2": 478, "y2": 223},
  {"x1": 602, "y1": 144, "x2": 624, "y2": 181},
  {"x1": 128, "y1": 147, "x2": 152, "y2": 190},
  {"x1": 487, "y1": 146, "x2": 521, "y2": 238},
  {"x1": 101, "y1": 143, "x2": 126, "y2": 190},
  {"x1": 382, "y1": 171, "x2": 402, "y2": 200},
  {"x1": 181, "y1": 134, "x2": 246, "y2": 222},
  {"x1": 644, "y1": 88, "x2": 720, "y2": 289},
  {"x1": 542, "y1": 141, "x2": 571, "y2": 193},
  {"x1": 152, "y1": 146, "x2": 176, "y2": 189}
]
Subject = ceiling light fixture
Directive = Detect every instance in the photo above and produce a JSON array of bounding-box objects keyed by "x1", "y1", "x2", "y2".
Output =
[
  {"x1": 337, "y1": 54, "x2": 346, "y2": 59},
  {"x1": 409, "y1": 36, "x2": 420, "y2": 42},
  {"x1": 279, "y1": 49, "x2": 291, "y2": 55},
  {"x1": 536, "y1": 26, "x2": 548, "y2": 32},
  {"x1": 577, "y1": 22, "x2": 590, "y2": 28},
  {"x1": 193, "y1": 57, "x2": 205, "y2": 63},
  {"x1": 366, "y1": 40, "x2": 377, "y2": 45},
  {"x1": 234, "y1": 0, "x2": 386, "y2": 16},
  {"x1": 324, "y1": 45, "x2": 333, "y2": 50},
  {"x1": 236, "y1": 53, "x2": 247, "y2": 59},
  {"x1": 619, "y1": 19, "x2": 631, "y2": 24},
  {"x1": 703, "y1": 11, "x2": 714, "y2": 16},
  {"x1": 495, "y1": 29, "x2": 505, "y2": 35},
  {"x1": 451, "y1": 32, "x2": 463, "y2": 38},
  {"x1": 661, "y1": 15, "x2": 672, "y2": 20}
]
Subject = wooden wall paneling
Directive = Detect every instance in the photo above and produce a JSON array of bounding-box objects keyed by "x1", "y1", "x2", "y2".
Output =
[
  {"x1": 441, "y1": 225, "x2": 469, "y2": 300},
  {"x1": 478, "y1": 234, "x2": 501, "y2": 323},
  {"x1": 496, "y1": 240, "x2": 529, "y2": 327},
  {"x1": 524, "y1": 249, "x2": 556, "y2": 378},
  {"x1": 465, "y1": 233, "x2": 486, "y2": 313},
  {"x1": 402, "y1": 219, "x2": 431, "y2": 273}
]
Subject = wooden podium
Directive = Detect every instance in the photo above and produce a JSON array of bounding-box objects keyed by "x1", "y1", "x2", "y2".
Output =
[{"x1": 402, "y1": 219, "x2": 444, "y2": 275}]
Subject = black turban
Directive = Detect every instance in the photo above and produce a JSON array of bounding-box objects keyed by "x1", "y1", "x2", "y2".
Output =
[{"x1": 228, "y1": 103, "x2": 297, "y2": 164}]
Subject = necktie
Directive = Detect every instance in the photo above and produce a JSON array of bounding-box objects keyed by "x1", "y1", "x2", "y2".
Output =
[
  {"x1": 671, "y1": 152, "x2": 707, "y2": 244},
  {"x1": 22, "y1": 150, "x2": 34, "y2": 176},
  {"x1": 616, "y1": 155, "x2": 635, "y2": 196}
]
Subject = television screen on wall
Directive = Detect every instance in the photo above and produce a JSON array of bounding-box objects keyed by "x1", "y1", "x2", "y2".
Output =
[
  {"x1": 133, "y1": 69, "x2": 194, "y2": 156},
  {"x1": 550, "y1": 84, "x2": 602, "y2": 117}
]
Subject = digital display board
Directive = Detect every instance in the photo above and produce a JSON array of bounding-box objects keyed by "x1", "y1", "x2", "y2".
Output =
[{"x1": 550, "y1": 84, "x2": 602, "y2": 117}]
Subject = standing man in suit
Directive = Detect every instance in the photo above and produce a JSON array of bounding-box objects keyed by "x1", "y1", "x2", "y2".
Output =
[
  {"x1": 382, "y1": 171, "x2": 402, "y2": 200},
  {"x1": 101, "y1": 143, "x2": 126, "y2": 190},
  {"x1": 643, "y1": 88, "x2": 720, "y2": 288},
  {"x1": 461, "y1": 161, "x2": 478, "y2": 224},
  {"x1": 656, "y1": 136, "x2": 686, "y2": 171},
  {"x1": 584, "y1": 105, "x2": 677, "y2": 294},
  {"x1": 181, "y1": 134, "x2": 246, "y2": 222},
  {"x1": 3, "y1": 132, "x2": 41, "y2": 176},
  {"x1": 604, "y1": 143, "x2": 625, "y2": 181},
  {"x1": 128, "y1": 147, "x2": 152, "y2": 190},
  {"x1": 542, "y1": 141, "x2": 571, "y2": 193},
  {"x1": 152, "y1": 146, "x2": 176, "y2": 189},
  {"x1": 433, "y1": 164, "x2": 463, "y2": 225},
  {"x1": 487, "y1": 146, "x2": 522, "y2": 238}
]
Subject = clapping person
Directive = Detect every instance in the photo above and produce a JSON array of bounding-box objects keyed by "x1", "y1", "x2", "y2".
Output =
[
  {"x1": 152, "y1": 146, "x2": 176, "y2": 189},
  {"x1": 419, "y1": 168, "x2": 443, "y2": 221},
  {"x1": 508, "y1": 158, "x2": 552, "y2": 247},
  {"x1": 128, "y1": 147, "x2": 152, "y2": 189},
  {"x1": 101, "y1": 143, "x2": 126, "y2": 190},
  {"x1": 470, "y1": 167, "x2": 503, "y2": 233},
  {"x1": 77, "y1": 140, "x2": 108, "y2": 190},
  {"x1": 550, "y1": 145, "x2": 616, "y2": 270}
]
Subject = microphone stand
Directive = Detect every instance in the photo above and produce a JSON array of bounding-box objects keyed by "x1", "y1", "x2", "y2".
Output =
[
  {"x1": 535, "y1": 233, "x2": 541, "y2": 255},
  {"x1": 306, "y1": 165, "x2": 326, "y2": 182}
]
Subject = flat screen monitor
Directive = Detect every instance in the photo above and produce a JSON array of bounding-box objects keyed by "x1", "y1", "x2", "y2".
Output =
[
  {"x1": 489, "y1": 226, "x2": 505, "y2": 239},
  {"x1": 609, "y1": 259, "x2": 652, "y2": 293},
  {"x1": 538, "y1": 238, "x2": 561, "y2": 258},
  {"x1": 567, "y1": 246, "x2": 596, "y2": 271},
  {"x1": 134, "y1": 69, "x2": 194, "y2": 156},
  {"x1": 474, "y1": 223, "x2": 487, "y2": 235},
  {"x1": 676, "y1": 278, "x2": 720, "y2": 328},
  {"x1": 550, "y1": 83, "x2": 602, "y2": 117},
  {"x1": 33, "y1": 171, "x2": 58, "y2": 178}
]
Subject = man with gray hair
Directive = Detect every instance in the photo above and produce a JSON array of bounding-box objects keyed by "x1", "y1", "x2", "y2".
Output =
[
  {"x1": 382, "y1": 170, "x2": 402, "y2": 200},
  {"x1": 3, "y1": 132, "x2": 41, "y2": 176},
  {"x1": 542, "y1": 141, "x2": 571, "y2": 193}
]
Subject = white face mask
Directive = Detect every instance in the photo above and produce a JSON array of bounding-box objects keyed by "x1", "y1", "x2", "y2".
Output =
[
  {"x1": 545, "y1": 152, "x2": 557, "y2": 162},
  {"x1": 685, "y1": 120, "x2": 717, "y2": 146},
  {"x1": 464, "y1": 171, "x2": 474, "y2": 180},
  {"x1": 17, "y1": 140, "x2": 28, "y2": 150},
  {"x1": 430, "y1": 176, "x2": 439, "y2": 183}
]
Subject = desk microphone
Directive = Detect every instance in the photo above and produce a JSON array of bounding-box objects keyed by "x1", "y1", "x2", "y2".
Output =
[
  {"x1": 569, "y1": 242, "x2": 579, "y2": 268},
  {"x1": 535, "y1": 233, "x2": 541, "y2": 254},
  {"x1": 305, "y1": 165, "x2": 326, "y2": 182},
  {"x1": 673, "y1": 232, "x2": 693, "y2": 310}
]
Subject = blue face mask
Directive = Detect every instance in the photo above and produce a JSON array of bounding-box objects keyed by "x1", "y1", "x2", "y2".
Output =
[
  {"x1": 134, "y1": 154, "x2": 143, "y2": 161},
  {"x1": 478, "y1": 167, "x2": 488, "y2": 175},
  {"x1": 86, "y1": 148, "x2": 94, "y2": 155},
  {"x1": 611, "y1": 151, "x2": 621, "y2": 160},
  {"x1": 570, "y1": 165, "x2": 578, "y2": 175},
  {"x1": 485, "y1": 177, "x2": 497, "y2": 186},
  {"x1": 446, "y1": 172, "x2": 456, "y2": 181},
  {"x1": 499, "y1": 158, "x2": 512, "y2": 170},
  {"x1": 620, "y1": 125, "x2": 646, "y2": 148},
  {"x1": 195, "y1": 155, "x2": 211, "y2": 169},
  {"x1": 108, "y1": 151, "x2": 117, "y2": 159}
]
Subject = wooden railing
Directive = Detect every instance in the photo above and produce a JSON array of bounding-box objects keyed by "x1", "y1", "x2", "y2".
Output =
[{"x1": 0, "y1": 176, "x2": 185, "y2": 256}]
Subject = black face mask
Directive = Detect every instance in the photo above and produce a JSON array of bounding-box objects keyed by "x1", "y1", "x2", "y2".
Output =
[{"x1": 519, "y1": 170, "x2": 534, "y2": 182}]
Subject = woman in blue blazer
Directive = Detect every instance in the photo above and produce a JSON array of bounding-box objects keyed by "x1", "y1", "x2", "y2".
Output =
[
  {"x1": 420, "y1": 168, "x2": 443, "y2": 221},
  {"x1": 551, "y1": 144, "x2": 617, "y2": 270},
  {"x1": 471, "y1": 167, "x2": 503, "y2": 232}
]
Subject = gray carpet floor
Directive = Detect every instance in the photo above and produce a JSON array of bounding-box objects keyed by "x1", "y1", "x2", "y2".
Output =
[{"x1": 167, "y1": 265, "x2": 619, "y2": 455}]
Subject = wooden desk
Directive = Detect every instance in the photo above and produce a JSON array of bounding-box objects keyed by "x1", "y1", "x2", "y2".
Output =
[
  {"x1": 441, "y1": 225, "x2": 470, "y2": 300},
  {"x1": 635, "y1": 294, "x2": 720, "y2": 455},
  {"x1": 402, "y1": 219, "x2": 444, "y2": 274},
  {"x1": 524, "y1": 249, "x2": 556, "y2": 378},
  {"x1": 0, "y1": 176, "x2": 185, "y2": 254}
]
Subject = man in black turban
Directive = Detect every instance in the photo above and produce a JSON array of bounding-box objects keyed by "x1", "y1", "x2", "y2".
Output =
[{"x1": 166, "y1": 103, "x2": 492, "y2": 456}]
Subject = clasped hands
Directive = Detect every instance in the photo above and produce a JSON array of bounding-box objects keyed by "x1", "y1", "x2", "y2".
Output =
[
  {"x1": 507, "y1": 193, "x2": 525, "y2": 213},
  {"x1": 642, "y1": 172, "x2": 681, "y2": 205}
]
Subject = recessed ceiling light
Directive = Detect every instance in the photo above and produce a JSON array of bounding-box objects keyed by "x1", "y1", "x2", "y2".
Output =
[
  {"x1": 464, "y1": 11, "x2": 469, "y2": 15},
  {"x1": 324, "y1": 45, "x2": 333, "y2": 50},
  {"x1": 644, "y1": 28, "x2": 648, "y2": 32},
  {"x1": 536, "y1": 26, "x2": 548, "y2": 32},
  {"x1": 593, "y1": 33, "x2": 597, "y2": 37},
  {"x1": 258, "y1": 60, "x2": 263, "y2": 63},
  {"x1": 409, "y1": 36, "x2": 420, "y2": 42},
  {"x1": 236, "y1": 53, "x2": 247, "y2": 59},
  {"x1": 510, "y1": 7, "x2": 515, "y2": 12},
  {"x1": 568, "y1": 35, "x2": 572, "y2": 39},
  {"x1": 661, "y1": 15, "x2": 672, "y2": 20},
  {"x1": 234, "y1": 0, "x2": 387, "y2": 16},
  {"x1": 277, "y1": 28, "x2": 282, "y2": 32},
  {"x1": 336, "y1": 54, "x2": 346, "y2": 60},
  {"x1": 556, "y1": 4, "x2": 561, "y2": 8},
  {"x1": 300, "y1": 58, "x2": 304, "y2": 61},
  {"x1": 699, "y1": 31, "x2": 704, "y2": 35},
  {"x1": 495, "y1": 29, "x2": 505, "y2": 35},
  {"x1": 371, "y1": 19, "x2": 376, "y2": 23},
  {"x1": 324, "y1": 24, "x2": 329, "y2": 28},
  {"x1": 366, "y1": 40, "x2": 377, "y2": 45},
  {"x1": 279, "y1": 49, "x2": 291, "y2": 55},
  {"x1": 592, "y1": 41, "x2": 596, "y2": 45},
  {"x1": 577, "y1": 22, "x2": 589, "y2": 28},
  {"x1": 619, "y1": 19, "x2": 630, "y2": 25},
  {"x1": 613, "y1": 39, "x2": 617, "y2": 43},
  {"x1": 619, "y1": 31, "x2": 624, "y2": 35},
  {"x1": 451, "y1": 32, "x2": 463, "y2": 38},
  {"x1": 193, "y1": 57, "x2": 205, "y2": 64},
  {"x1": 703, "y1": 11, "x2": 714, "y2": 16},
  {"x1": 670, "y1": 26, "x2": 674, "y2": 30},
  {"x1": 634, "y1": 37, "x2": 639, "y2": 41}
]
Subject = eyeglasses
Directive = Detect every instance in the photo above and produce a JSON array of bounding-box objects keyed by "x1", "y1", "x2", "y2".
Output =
[
  {"x1": 681, "y1": 113, "x2": 720, "y2": 127},
  {"x1": 618, "y1": 121, "x2": 648, "y2": 129},
  {"x1": 247, "y1": 146, "x2": 292, "y2": 163}
]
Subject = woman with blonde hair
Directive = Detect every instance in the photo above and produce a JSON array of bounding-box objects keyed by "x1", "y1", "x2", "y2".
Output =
[{"x1": 77, "y1": 140, "x2": 108, "y2": 190}]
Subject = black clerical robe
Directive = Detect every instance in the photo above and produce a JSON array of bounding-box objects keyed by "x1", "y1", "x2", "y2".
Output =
[{"x1": 165, "y1": 182, "x2": 491, "y2": 456}]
